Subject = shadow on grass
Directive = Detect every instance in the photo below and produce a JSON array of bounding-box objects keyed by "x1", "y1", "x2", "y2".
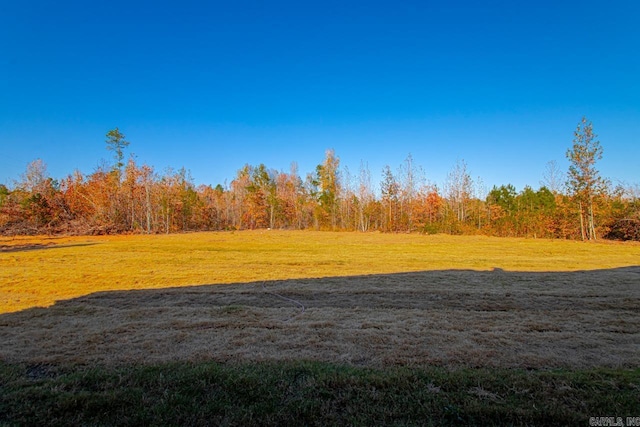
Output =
[
  {"x1": 0, "y1": 242, "x2": 98, "y2": 253},
  {"x1": 1, "y1": 266, "x2": 639, "y2": 370},
  {"x1": 2, "y1": 267, "x2": 640, "y2": 425}
]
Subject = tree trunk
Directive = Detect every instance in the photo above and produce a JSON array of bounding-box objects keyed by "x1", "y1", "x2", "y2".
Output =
[
  {"x1": 145, "y1": 184, "x2": 151, "y2": 233},
  {"x1": 578, "y1": 201, "x2": 586, "y2": 241},
  {"x1": 588, "y1": 197, "x2": 597, "y2": 240}
]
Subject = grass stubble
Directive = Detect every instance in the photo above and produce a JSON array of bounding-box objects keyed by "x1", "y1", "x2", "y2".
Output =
[{"x1": 1, "y1": 231, "x2": 639, "y2": 425}]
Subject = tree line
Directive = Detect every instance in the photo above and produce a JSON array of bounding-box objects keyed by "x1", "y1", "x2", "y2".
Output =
[{"x1": 1, "y1": 119, "x2": 639, "y2": 240}]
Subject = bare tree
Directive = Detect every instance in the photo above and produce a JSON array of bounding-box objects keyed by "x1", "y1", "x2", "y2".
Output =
[
  {"x1": 20, "y1": 159, "x2": 48, "y2": 193},
  {"x1": 445, "y1": 159, "x2": 473, "y2": 223},
  {"x1": 541, "y1": 160, "x2": 563, "y2": 194},
  {"x1": 381, "y1": 165, "x2": 400, "y2": 231},
  {"x1": 399, "y1": 153, "x2": 422, "y2": 232},
  {"x1": 357, "y1": 161, "x2": 373, "y2": 232}
]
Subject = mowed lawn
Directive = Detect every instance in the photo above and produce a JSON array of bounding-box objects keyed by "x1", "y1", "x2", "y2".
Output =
[
  {"x1": 2, "y1": 230, "x2": 639, "y2": 314},
  {"x1": 1, "y1": 230, "x2": 639, "y2": 369},
  {"x1": 2, "y1": 231, "x2": 640, "y2": 425}
]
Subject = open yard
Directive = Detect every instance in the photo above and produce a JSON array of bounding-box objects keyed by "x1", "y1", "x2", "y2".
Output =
[{"x1": 1, "y1": 231, "x2": 639, "y2": 424}]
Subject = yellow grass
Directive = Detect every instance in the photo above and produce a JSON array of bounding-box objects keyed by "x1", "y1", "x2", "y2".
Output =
[
  {"x1": 2, "y1": 231, "x2": 639, "y2": 369},
  {"x1": 1, "y1": 230, "x2": 639, "y2": 314}
]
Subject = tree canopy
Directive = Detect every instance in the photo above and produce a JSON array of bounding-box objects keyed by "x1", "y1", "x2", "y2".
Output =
[{"x1": 1, "y1": 121, "x2": 638, "y2": 240}]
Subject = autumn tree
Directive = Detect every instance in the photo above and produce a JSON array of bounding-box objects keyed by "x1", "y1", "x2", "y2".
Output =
[
  {"x1": 380, "y1": 165, "x2": 400, "y2": 232},
  {"x1": 486, "y1": 184, "x2": 517, "y2": 236},
  {"x1": 566, "y1": 117, "x2": 607, "y2": 240},
  {"x1": 246, "y1": 164, "x2": 276, "y2": 229},
  {"x1": 0, "y1": 184, "x2": 8, "y2": 207},
  {"x1": 174, "y1": 168, "x2": 199, "y2": 231},
  {"x1": 197, "y1": 184, "x2": 227, "y2": 230},
  {"x1": 303, "y1": 172, "x2": 321, "y2": 229},
  {"x1": 315, "y1": 149, "x2": 341, "y2": 230},
  {"x1": 602, "y1": 183, "x2": 640, "y2": 241},
  {"x1": 290, "y1": 163, "x2": 313, "y2": 229},
  {"x1": 229, "y1": 167, "x2": 250, "y2": 229},
  {"x1": 275, "y1": 166, "x2": 303, "y2": 229},
  {"x1": 413, "y1": 183, "x2": 442, "y2": 233},
  {"x1": 516, "y1": 186, "x2": 556, "y2": 238}
]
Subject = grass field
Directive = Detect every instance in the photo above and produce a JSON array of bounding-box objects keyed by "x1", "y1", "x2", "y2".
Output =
[
  {"x1": 2, "y1": 230, "x2": 639, "y2": 314},
  {"x1": 1, "y1": 231, "x2": 639, "y2": 425}
]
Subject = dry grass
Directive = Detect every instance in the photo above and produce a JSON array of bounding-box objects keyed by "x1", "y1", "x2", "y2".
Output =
[
  {"x1": 1, "y1": 231, "x2": 639, "y2": 369},
  {"x1": 2, "y1": 230, "x2": 639, "y2": 314}
]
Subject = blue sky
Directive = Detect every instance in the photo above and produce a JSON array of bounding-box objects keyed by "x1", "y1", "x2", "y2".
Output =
[{"x1": 1, "y1": 1, "x2": 639, "y2": 194}]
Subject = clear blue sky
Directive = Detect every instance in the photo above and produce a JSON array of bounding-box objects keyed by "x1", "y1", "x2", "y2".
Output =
[{"x1": 1, "y1": 1, "x2": 639, "y2": 194}]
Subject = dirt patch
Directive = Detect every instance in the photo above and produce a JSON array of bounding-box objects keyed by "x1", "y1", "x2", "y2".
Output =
[{"x1": 1, "y1": 267, "x2": 638, "y2": 369}]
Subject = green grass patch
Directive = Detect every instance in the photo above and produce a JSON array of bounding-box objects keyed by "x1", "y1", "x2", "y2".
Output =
[{"x1": 1, "y1": 361, "x2": 638, "y2": 426}]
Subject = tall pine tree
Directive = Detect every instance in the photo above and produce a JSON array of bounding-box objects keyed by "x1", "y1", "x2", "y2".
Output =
[
  {"x1": 106, "y1": 127, "x2": 130, "y2": 174},
  {"x1": 566, "y1": 117, "x2": 607, "y2": 240}
]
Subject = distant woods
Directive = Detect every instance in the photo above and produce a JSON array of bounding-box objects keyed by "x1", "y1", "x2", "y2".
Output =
[{"x1": 1, "y1": 119, "x2": 639, "y2": 240}]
